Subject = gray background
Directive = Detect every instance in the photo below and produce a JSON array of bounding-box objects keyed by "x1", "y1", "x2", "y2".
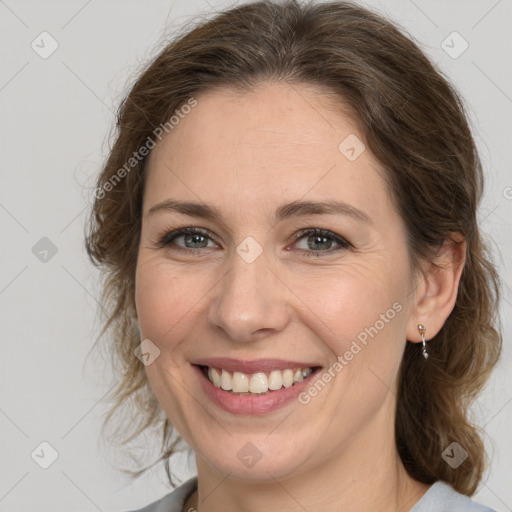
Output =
[{"x1": 0, "y1": 0, "x2": 511, "y2": 510}]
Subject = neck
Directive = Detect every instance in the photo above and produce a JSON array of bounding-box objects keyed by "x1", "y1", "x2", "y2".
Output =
[
  {"x1": 185, "y1": 448, "x2": 428, "y2": 511},
  {"x1": 184, "y1": 399, "x2": 430, "y2": 512}
]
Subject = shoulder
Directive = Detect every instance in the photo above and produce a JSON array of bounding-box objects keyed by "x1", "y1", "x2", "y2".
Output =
[
  {"x1": 122, "y1": 477, "x2": 497, "y2": 512},
  {"x1": 124, "y1": 476, "x2": 198, "y2": 512},
  {"x1": 411, "y1": 481, "x2": 497, "y2": 512}
]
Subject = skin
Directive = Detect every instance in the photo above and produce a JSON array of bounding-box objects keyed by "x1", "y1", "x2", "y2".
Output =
[{"x1": 134, "y1": 81, "x2": 466, "y2": 512}]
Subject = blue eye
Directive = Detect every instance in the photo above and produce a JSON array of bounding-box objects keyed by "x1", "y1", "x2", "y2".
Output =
[
  {"x1": 157, "y1": 227, "x2": 217, "y2": 254},
  {"x1": 291, "y1": 228, "x2": 351, "y2": 257},
  {"x1": 157, "y1": 227, "x2": 351, "y2": 257}
]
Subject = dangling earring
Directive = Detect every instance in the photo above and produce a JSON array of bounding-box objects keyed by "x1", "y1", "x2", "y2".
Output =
[{"x1": 418, "y1": 324, "x2": 428, "y2": 359}]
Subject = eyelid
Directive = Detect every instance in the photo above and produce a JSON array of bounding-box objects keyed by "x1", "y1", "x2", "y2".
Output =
[
  {"x1": 289, "y1": 228, "x2": 352, "y2": 258},
  {"x1": 156, "y1": 226, "x2": 221, "y2": 249}
]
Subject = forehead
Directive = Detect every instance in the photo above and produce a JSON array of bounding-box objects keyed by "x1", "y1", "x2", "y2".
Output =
[{"x1": 144, "y1": 82, "x2": 392, "y2": 224}]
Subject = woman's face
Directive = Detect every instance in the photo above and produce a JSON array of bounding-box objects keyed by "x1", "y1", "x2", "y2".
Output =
[{"x1": 135, "y1": 82, "x2": 419, "y2": 482}]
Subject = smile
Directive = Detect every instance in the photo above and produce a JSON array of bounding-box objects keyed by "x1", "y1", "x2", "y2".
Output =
[
  {"x1": 191, "y1": 358, "x2": 322, "y2": 415},
  {"x1": 203, "y1": 366, "x2": 313, "y2": 394}
]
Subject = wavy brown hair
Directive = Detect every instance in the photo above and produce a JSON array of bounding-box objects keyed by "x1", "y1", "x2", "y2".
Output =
[{"x1": 85, "y1": 0, "x2": 502, "y2": 494}]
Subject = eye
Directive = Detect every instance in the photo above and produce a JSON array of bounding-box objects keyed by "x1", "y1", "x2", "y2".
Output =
[
  {"x1": 156, "y1": 227, "x2": 219, "y2": 254},
  {"x1": 156, "y1": 226, "x2": 351, "y2": 258},
  {"x1": 290, "y1": 228, "x2": 351, "y2": 258}
]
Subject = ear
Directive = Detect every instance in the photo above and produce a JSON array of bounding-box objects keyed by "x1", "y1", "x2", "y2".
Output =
[{"x1": 406, "y1": 233, "x2": 466, "y2": 343}]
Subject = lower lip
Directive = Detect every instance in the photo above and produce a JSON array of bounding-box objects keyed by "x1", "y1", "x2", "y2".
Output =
[{"x1": 193, "y1": 365, "x2": 320, "y2": 416}]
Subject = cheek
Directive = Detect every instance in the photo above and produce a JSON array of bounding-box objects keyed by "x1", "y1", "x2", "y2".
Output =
[
  {"x1": 134, "y1": 259, "x2": 205, "y2": 433},
  {"x1": 288, "y1": 261, "x2": 409, "y2": 406},
  {"x1": 289, "y1": 260, "x2": 407, "y2": 344},
  {"x1": 134, "y1": 258, "x2": 204, "y2": 343}
]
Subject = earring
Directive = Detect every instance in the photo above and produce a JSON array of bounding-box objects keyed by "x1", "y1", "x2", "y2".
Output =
[{"x1": 418, "y1": 324, "x2": 428, "y2": 359}]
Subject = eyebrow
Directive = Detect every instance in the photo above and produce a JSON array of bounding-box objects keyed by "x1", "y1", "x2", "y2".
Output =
[{"x1": 147, "y1": 198, "x2": 373, "y2": 225}]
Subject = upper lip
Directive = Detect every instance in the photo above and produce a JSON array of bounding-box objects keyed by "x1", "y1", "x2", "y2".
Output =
[{"x1": 192, "y1": 358, "x2": 321, "y2": 374}]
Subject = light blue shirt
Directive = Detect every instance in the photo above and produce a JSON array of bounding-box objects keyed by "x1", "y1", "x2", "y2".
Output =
[{"x1": 126, "y1": 476, "x2": 497, "y2": 512}]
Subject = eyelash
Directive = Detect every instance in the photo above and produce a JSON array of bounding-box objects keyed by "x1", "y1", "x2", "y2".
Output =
[{"x1": 156, "y1": 227, "x2": 352, "y2": 258}]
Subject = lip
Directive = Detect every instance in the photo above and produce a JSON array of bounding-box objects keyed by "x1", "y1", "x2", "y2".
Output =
[
  {"x1": 191, "y1": 357, "x2": 320, "y2": 374},
  {"x1": 192, "y1": 362, "x2": 322, "y2": 416}
]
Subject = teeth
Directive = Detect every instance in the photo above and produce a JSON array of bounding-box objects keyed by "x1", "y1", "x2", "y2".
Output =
[
  {"x1": 220, "y1": 369, "x2": 232, "y2": 391},
  {"x1": 268, "y1": 370, "x2": 283, "y2": 390},
  {"x1": 249, "y1": 372, "x2": 268, "y2": 393},
  {"x1": 209, "y1": 367, "x2": 221, "y2": 387},
  {"x1": 232, "y1": 372, "x2": 249, "y2": 392},
  {"x1": 282, "y1": 369, "x2": 294, "y2": 388},
  {"x1": 205, "y1": 366, "x2": 314, "y2": 393}
]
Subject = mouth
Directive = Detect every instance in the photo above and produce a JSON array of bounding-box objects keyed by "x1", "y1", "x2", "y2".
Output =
[
  {"x1": 198, "y1": 365, "x2": 318, "y2": 395},
  {"x1": 191, "y1": 358, "x2": 323, "y2": 415}
]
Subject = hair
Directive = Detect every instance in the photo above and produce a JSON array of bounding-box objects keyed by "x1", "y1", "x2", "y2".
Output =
[{"x1": 85, "y1": 0, "x2": 502, "y2": 495}]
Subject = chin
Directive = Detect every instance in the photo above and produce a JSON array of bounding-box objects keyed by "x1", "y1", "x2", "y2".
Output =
[{"x1": 195, "y1": 434, "x2": 314, "y2": 483}]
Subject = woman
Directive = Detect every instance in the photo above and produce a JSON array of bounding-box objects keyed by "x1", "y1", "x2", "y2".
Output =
[{"x1": 86, "y1": 1, "x2": 502, "y2": 510}]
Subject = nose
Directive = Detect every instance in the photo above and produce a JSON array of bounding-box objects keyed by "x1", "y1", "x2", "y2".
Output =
[{"x1": 207, "y1": 247, "x2": 290, "y2": 343}]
